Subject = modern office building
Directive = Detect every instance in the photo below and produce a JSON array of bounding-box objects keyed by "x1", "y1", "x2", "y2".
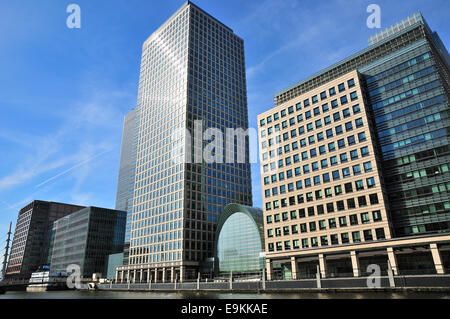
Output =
[
  {"x1": 6, "y1": 201, "x2": 85, "y2": 279},
  {"x1": 116, "y1": 1, "x2": 252, "y2": 283},
  {"x1": 115, "y1": 108, "x2": 138, "y2": 266},
  {"x1": 50, "y1": 207, "x2": 126, "y2": 279},
  {"x1": 258, "y1": 13, "x2": 450, "y2": 280},
  {"x1": 214, "y1": 204, "x2": 264, "y2": 275}
]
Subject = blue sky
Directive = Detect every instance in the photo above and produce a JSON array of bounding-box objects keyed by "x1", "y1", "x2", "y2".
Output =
[{"x1": 0, "y1": 0, "x2": 448, "y2": 243}]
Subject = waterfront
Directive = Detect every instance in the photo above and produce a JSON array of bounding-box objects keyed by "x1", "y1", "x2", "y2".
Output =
[{"x1": 0, "y1": 290, "x2": 449, "y2": 299}]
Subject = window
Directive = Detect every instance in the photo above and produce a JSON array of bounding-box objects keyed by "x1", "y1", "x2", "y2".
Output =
[
  {"x1": 364, "y1": 230, "x2": 373, "y2": 241},
  {"x1": 321, "y1": 236, "x2": 329, "y2": 246},
  {"x1": 345, "y1": 182, "x2": 353, "y2": 193},
  {"x1": 347, "y1": 135, "x2": 356, "y2": 146},
  {"x1": 353, "y1": 104, "x2": 361, "y2": 114},
  {"x1": 335, "y1": 125, "x2": 343, "y2": 135},
  {"x1": 331, "y1": 99, "x2": 338, "y2": 108},
  {"x1": 290, "y1": 210, "x2": 297, "y2": 220},
  {"x1": 355, "y1": 118, "x2": 364, "y2": 128},
  {"x1": 369, "y1": 194, "x2": 379, "y2": 205},
  {"x1": 328, "y1": 142, "x2": 336, "y2": 152},
  {"x1": 352, "y1": 231, "x2": 361, "y2": 243},
  {"x1": 329, "y1": 87, "x2": 336, "y2": 96},
  {"x1": 353, "y1": 164, "x2": 362, "y2": 175},
  {"x1": 367, "y1": 177, "x2": 376, "y2": 188},
  {"x1": 312, "y1": 95, "x2": 318, "y2": 104},
  {"x1": 281, "y1": 110, "x2": 286, "y2": 117},
  {"x1": 333, "y1": 112, "x2": 341, "y2": 122},
  {"x1": 293, "y1": 239, "x2": 300, "y2": 249},
  {"x1": 358, "y1": 132, "x2": 366, "y2": 142},
  {"x1": 347, "y1": 79, "x2": 355, "y2": 88},
  {"x1": 304, "y1": 99, "x2": 310, "y2": 107},
  {"x1": 296, "y1": 102, "x2": 302, "y2": 110},
  {"x1": 350, "y1": 91, "x2": 358, "y2": 101},
  {"x1": 320, "y1": 91, "x2": 327, "y2": 100},
  {"x1": 345, "y1": 121, "x2": 353, "y2": 131},
  {"x1": 343, "y1": 108, "x2": 351, "y2": 118},
  {"x1": 361, "y1": 147, "x2": 370, "y2": 157},
  {"x1": 328, "y1": 218, "x2": 337, "y2": 229},
  {"x1": 314, "y1": 107, "x2": 320, "y2": 116},
  {"x1": 364, "y1": 162, "x2": 373, "y2": 172},
  {"x1": 327, "y1": 203, "x2": 335, "y2": 213},
  {"x1": 355, "y1": 180, "x2": 364, "y2": 191},
  {"x1": 338, "y1": 139, "x2": 346, "y2": 149},
  {"x1": 339, "y1": 216, "x2": 347, "y2": 227},
  {"x1": 331, "y1": 234, "x2": 339, "y2": 245},
  {"x1": 332, "y1": 170, "x2": 340, "y2": 181},
  {"x1": 288, "y1": 106, "x2": 294, "y2": 114},
  {"x1": 309, "y1": 222, "x2": 317, "y2": 232},
  {"x1": 341, "y1": 233, "x2": 350, "y2": 244},
  {"x1": 373, "y1": 210, "x2": 382, "y2": 222},
  {"x1": 349, "y1": 214, "x2": 358, "y2": 225},
  {"x1": 342, "y1": 167, "x2": 351, "y2": 178},
  {"x1": 376, "y1": 228, "x2": 386, "y2": 240},
  {"x1": 322, "y1": 103, "x2": 329, "y2": 112},
  {"x1": 340, "y1": 153, "x2": 348, "y2": 163},
  {"x1": 260, "y1": 119, "x2": 266, "y2": 126},
  {"x1": 350, "y1": 150, "x2": 358, "y2": 160},
  {"x1": 358, "y1": 196, "x2": 367, "y2": 207},
  {"x1": 341, "y1": 96, "x2": 348, "y2": 105},
  {"x1": 338, "y1": 83, "x2": 346, "y2": 92}
]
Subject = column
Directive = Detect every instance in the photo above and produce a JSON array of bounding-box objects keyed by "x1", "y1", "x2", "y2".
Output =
[
  {"x1": 127, "y1": 270, "x2": 130, "y2": 283},
  {"x1": 154, "y1": 268, "x2": 158, "y2": 283},
  {"x1": 318, "y1": 254, "x2": 327, "y2": 279},
  {"x1": 140, "y1": 269, "x2": 143, "y2": 283},
  {"x1": 147, "y1": 268, "x2": 151, "y2": 283},
  {"x1": 171, "y1": 267, "x2": 175, "y2": 283},
  {"x1": 162, "y1": 268, "x2": 166, "y2": 283},
  {"x1": 387, "y1": 247, "x2": 398, "y2": 276},
  {"x1": 115, "y1": 270, "x2": 119, "y2": 283},
  {"x1": 291, "y1": 257, "x2": 298, "y2": 280},
  {"x1": 430, "y1": 243, "x2": 445, "y2": 274},
  {"x1": 350, "y1": 251, "x2": 360, "y2": 277},
  {"x1": 265, "y1": 259, "x2": 273, "y2": 281},
  {"x1": 180, "y1": 266, "x2": 185, "y2": 283},
  {"x1": 121, "y1": 270, "x2": 124, "y2": 283},
  {"x1": 133, "y1": 270, "x2": 137, "y2": 283}
]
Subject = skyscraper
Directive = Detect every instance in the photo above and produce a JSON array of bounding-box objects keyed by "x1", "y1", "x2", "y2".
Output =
[
  {"x1": 115, "y1": 108, "x2": 138, "y2": 266},
  {"x1": 258, "y1": 13, "x2": 450, "y2": 279},
  {"x1": 116, "y1": 1, "x2": 252, "y2": 282}
]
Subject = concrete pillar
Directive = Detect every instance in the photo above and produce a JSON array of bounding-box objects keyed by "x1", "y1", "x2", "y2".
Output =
[
  {"x1": 318, "y1": 254, "x2": 327, "y2": 279},
  {"x1": 162, "y1": 268, "x2": 166, "y2": 283},
  {"x1": 291, "y1": 257, "x2": 298, "y2": 280},
  {"x1": 387, "y1": 247, "x2": 398, "y2": 276},
  {"x1": 133, "y1": 270, "x2": 136, "y2": 283},
  {"x1": 127, "y1": 270, "x2": 130, "y2": 283},
  {"x1": 115, "y1": 270, "x2": 119, "y2": 283},
  {"x1": 147, "y1": 269, "x2": 151, "y2": 283},
  {"x1": 350, "y1": 251, "x2": 360, "y2": 277},
  {"x1": 180, "y1": 266, "x2": 185, "y2": 283},
  {"x1": 265, "y1": 259, "x2": 273, "y2": 281},
  {"x1": 121, "y1": 270, "x2": 124, "y2": 283},
  {"x1": 430, "y1": 243, "x2": 445, "y2": 274},
  {"x1": 171, "y1": 267, "x2": 175, "y2": 283},
  {"x1": 154, "y1": 268, "x2": 158, "y2": 283}
]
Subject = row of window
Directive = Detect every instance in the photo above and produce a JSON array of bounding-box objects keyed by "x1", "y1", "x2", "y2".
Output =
[
  {"x1": 267, "y1": 227, "x2": 386, "y2": 252},
  {"x1": 260, "y1": 79, "x2": 357, "y2": 127},
  {"x1": 261, "y1": 103, "x2": 361, "y2": 139},
  {"x1": 266, "y1": 191, "x2": 381, "y2": 217}
]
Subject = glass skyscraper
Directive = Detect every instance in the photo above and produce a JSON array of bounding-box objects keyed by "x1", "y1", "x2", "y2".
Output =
[
  {"x1": 116, "y1": 1, "x2": 252, "y2": 282},
  {"x1": 115, "y1": 108, "x2": 138, "y2": 266}
]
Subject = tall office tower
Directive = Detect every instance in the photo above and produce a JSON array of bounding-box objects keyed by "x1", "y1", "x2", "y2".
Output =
[
  {"x1": 116, "y1": 1, "x2": 252, "y2": 282},
  {"x1": 115, "y1": 108, "x2": 138, "y2": 265},
  {"x1": 258, "y1": 13, "x2": 450, "y2": 279},
  {"x1": 6, "y1": 201, "x2": 85, "y2": 279}
]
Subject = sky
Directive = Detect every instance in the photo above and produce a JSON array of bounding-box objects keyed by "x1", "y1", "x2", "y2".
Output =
[{"x1": 0, "y1": 0, "x2": 449, "y2": 252}]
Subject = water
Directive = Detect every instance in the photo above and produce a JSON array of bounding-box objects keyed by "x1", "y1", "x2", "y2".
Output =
[{"x1": 0, "y1": 290, "x2": 449, "y2": 299}]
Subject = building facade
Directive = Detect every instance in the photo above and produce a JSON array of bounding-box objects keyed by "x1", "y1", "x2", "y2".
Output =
[
  {"x1": 116, "y1": 1, "x2": 252, "y2": 283},
  {"x1": 214, "y1": 204, "x2": 264, "y2": 275},
  {"x1": 115, "y1": 108, "x2": 138, "y2": 266},
  {"x1": 6, "y1": 201, "x2": 85, "y2": 278},
  {"x1": 50, "y1": 207, "x2": 126, "y2": 279},
  {"x1": 258, "y1": 13, "x2": 450, "y2": 280}
]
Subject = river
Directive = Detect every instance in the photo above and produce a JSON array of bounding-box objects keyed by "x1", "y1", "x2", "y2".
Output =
[{"x1": 0, "y1": 290, "x2": 449, "y2": 299}]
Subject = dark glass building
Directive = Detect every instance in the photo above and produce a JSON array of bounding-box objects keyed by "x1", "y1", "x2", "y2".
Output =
[
  {"x1": 214, "y1": 204, "x2": 264, "y2": 274},
  {"x1": 6, "y1": 201, "x2": 85, "y2": 279},
  {"x1": 50, "y1": 207, "x2": 126, "y2": 279}
]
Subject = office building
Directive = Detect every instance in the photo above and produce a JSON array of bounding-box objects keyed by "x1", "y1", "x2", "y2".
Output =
[
  {"x1": 116, "y1": 1, "x2": 252, "y2": 283},
  {"x1": 50, "y1": 207, "x2": 126, "y2": 279},
  {"x1": 115, "y1": 108, "x2": 138, "y2": 266},
  {"x1": 6, "y1": 201, "x2": 85, "y2": 279},
  {"x1": 214, "y1": 204, "x2": 264, "y2": 274},
  {"x1": 258, "y1": 13, "x2": 450, "y2": 280}
]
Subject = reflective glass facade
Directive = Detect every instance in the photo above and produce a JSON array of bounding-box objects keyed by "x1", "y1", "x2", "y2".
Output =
[
  {"x1": 50, "y1": 207, "x2": 126, "y2": 278},
  {"x1": 215, "y1": 205, "x2": 264, "y2": 273},
  {"x1": 115, "y1": 108, "x2": 138, "y2": 266}
]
